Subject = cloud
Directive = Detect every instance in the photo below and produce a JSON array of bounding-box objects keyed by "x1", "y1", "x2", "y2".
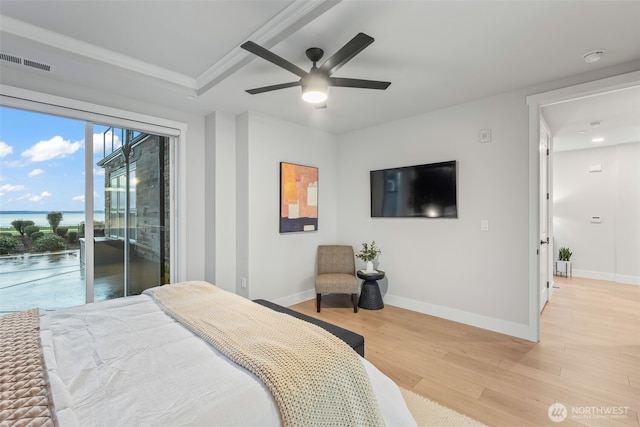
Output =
[
  {"x1": 22, "y1": 136, "x2": 82, "y2": 162},
  {"x1": 72, "y1": 191, "x2": 101, "y2": 202},
  {"x1": 28, "y1": 168, "x2": 45, "y2": 177},
  {"x1": 0, "y1": 141, "x2": 13, "y2": 158},
  {"x1": 94, "y1": 168, "x2": 105, "y2": 176},
  {"x1": 0, "y1": 184, "x2": 26, "y2": 196},
  {"x1": 17, "y1": 191, "x2": 52, "y2": 202},
  {"x1": 93, "y1": 131, "x2": 122, "y2": 155}
]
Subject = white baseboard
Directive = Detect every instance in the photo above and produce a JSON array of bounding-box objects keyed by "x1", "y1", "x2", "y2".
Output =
[
  {"x1": 572, "y1": 269, "x2": 615, "y2": 281},
  {"x1": 274, "y1": 289, "x2": 535, "y2": 341},
  {"x1": 614, "y1": 274, "x2": 640, "y2": 286},
  {"x1": 384, "y1": 294, "x2": 535, "y2": 341},
  {"x1": 273, "y1": 288, "x2": 316, "y2": 307},
  {"x1": 572, "y1": 269, "x2": 640, "y2": 285}
]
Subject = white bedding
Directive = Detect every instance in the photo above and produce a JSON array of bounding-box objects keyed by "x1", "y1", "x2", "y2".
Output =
[{"x1": 40, "y1": 293, "x2": 416, "y2": 427}]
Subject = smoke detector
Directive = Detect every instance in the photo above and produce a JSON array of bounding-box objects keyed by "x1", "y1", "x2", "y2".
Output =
[{"x1": 582, "y1": 50, "x2": 605, "y2": 64}]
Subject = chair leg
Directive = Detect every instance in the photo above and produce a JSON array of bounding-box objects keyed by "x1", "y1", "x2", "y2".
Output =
[
  {"x1": 316, "y1": 293, "x2": 321, "y2": 312},
  {"x1": 352, "y1": 293, "x2": 358, "y2": 313}
]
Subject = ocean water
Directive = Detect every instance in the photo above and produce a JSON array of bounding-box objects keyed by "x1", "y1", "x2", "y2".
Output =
[{"x1": 0, "y1": 211, "x2": 105, "y2": 228}]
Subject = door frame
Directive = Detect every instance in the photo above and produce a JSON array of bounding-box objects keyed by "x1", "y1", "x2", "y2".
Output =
[
  {"x1": 526, "y1": 70, "x2": 640, "y2": 342},
  {"x1": 539, "y1": 118, "x2": 551, "y2": 312}
]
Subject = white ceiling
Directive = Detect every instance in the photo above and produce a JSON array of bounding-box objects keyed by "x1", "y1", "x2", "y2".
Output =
[
  {"x1": 543, "y1": 86, "x2": 640, "y2": 152},
  {"x1": 1, "y1": 0, "x2": 639, "y2": 141}
]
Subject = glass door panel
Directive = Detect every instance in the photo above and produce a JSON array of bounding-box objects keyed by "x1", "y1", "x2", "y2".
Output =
[{"x1": 93, "y1": 125, "x2": 169, "y2": 302}]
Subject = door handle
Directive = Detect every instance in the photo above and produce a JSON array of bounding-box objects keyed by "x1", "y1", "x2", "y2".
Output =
[{"x1": 540, "y1": 240, "x2": 548, "y2": 245}]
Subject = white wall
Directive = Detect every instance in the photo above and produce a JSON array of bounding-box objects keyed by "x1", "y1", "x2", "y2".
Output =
[
  {"x1": 553, "y1": 142, "x2": 640, "y2": 284},
  {"x1": 236, "y1": 111, "x2": 340, "y2": 304},
  {"x1": 337, "y1": 91, "x2": 532, "y2": 336},
  {"x1": 616, "y1": 143, "x2": 640, "y2": 283},
  {"x1": 205, "y1": 112, "x2": 237, "y2": 292}
]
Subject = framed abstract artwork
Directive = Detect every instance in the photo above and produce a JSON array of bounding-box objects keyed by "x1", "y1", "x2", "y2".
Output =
[{"x1": 280, "y1": 162, "x2": 318, "y2": 233}]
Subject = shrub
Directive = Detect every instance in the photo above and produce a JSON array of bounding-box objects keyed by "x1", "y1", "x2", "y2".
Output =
[
  {"x1": 11, "y1": 220, "x2": 35, "y2": 236},
  {"x1": 56, "y1": 226, "x2": 69, "y2": 237},
  {"x1": 0, "y1": 232, "x2": 12, "y2": 238},
  {"x1": 0, "y1": 236, "x2": 18, "y2": 254},
  {"x1": 68, "y1": 230, "x2": 78, "y2": 243},
  {"x1": 47, "y1": 211, "x2": 63, "y2": 233},
  {"x1": 30, "y1": 231, "x2": 44, "y2": 241},
  {"x1": 24, "y1": 225, "x2": 41, "y2": 238},
  {"x1": 33, "y1": 234, "x2": 65, "y2": 252}
]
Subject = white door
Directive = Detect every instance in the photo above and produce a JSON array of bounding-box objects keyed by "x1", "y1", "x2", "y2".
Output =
[{"x1": 539, "y1": 124, "x2": 551, "y2": 312}]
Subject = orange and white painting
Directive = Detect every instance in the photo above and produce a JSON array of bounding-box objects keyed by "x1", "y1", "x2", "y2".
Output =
[{"x1": 280, "y1": 162, "x2": 318, "y2": 233}]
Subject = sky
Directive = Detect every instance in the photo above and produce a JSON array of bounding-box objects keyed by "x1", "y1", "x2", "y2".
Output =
[{"x1": 0, "y1": 106, "x2": 122, "y2": 212}]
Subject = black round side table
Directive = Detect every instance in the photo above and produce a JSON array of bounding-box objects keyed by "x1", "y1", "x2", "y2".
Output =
[{"x1": 357, "y1": 270, "x2": 385, "y2": 310}]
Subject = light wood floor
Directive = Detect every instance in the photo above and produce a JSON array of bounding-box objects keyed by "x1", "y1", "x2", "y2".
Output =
[{"x1": 290, "y1": 276, "x2": 640, "y2": 426}]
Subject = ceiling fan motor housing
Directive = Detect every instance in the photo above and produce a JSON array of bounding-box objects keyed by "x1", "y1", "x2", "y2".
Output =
[{"x1": 305, "y1": 47, "x2": 324, "y2": 64}]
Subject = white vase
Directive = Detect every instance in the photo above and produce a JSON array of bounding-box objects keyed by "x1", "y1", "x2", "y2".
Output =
[{"x1": 365, "y1": 261, "x2": 374, "y2": 272}]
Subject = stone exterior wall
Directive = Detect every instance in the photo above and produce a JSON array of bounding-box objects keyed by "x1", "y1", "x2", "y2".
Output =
[{"x1": 101, "y1": 134, "x2": 170, "y2": 283}]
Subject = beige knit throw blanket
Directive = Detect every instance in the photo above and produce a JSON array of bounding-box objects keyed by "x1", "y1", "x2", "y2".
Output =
[
  {"x1": 0, "y1": 308, "x2": 58, "y2": 427},
  {"x1": 144, "y1": 281, "x2": 385, "y2": 427}
]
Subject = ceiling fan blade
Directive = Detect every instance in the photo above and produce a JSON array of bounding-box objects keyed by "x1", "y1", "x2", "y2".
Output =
[
  {"x1": 319, "y1": 33, "x2": 374, "y2": 75},
  {"x1": 241, "y1": 41, "x2": 307, "y2": 78},
  {"x1": 314, "y1": 101, "x2": 327, "y2": 109},
  {"x1": 329, "y1": 77, "x2": 391, "y2": 90},
  {"x1": 246, "y1": 81, "x2": 301, "y2": 95}
]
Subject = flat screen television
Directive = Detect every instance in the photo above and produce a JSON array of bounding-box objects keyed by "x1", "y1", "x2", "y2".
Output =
[{"x1": 370, "y1": 160, "x2": 457, "y2": 218}]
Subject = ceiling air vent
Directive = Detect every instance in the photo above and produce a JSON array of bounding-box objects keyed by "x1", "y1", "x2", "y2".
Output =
[
  {"x1": 0, "y1": 52, "x2": 22, "y2": 65},
  {"x1": 24, "y1": 58, "x2": 51, "y2": 72},
  {"x1": 0, "y1": 51, "x2": 53, "y2": 73}
]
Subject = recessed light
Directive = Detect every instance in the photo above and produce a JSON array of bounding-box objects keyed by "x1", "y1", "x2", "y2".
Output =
[
  {"x1": 578, "y1": 130, "x2": 586, "y2": 134},
  {"x1": 582, "y1": 50, "x2": 605, "y2": 63},
  {"x1": 592, "y1": 137, "x2": 605, "y2": 143},
  {"x1": 589, "y1": 121, "x2": 601, "y2": 127}
]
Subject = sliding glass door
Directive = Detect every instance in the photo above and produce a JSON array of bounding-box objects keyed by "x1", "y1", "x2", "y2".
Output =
[{"x1": 0, "y1": 106, "x2": 171, "y2": 313}]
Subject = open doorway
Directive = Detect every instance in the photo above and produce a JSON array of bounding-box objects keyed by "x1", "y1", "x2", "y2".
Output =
[
  {"x1": 526, "y1": 70, "x2": 640, "y2": 341},
  {"x1": 542, "y1": 87, "x2": 640, "y2": 289}
]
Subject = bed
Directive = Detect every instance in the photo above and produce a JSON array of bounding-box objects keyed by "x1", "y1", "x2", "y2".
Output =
[{"x1": 3, "y1": 281, "x2": 417, "y2": 426}]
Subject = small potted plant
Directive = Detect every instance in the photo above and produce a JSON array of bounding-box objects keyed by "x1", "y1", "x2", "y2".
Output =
[
  {"x1": 356, "y1": 241, "x2": 381, "y2": 272},
  {"x1": 556, "y1": 247, "x2": 572, "y2": 277}
]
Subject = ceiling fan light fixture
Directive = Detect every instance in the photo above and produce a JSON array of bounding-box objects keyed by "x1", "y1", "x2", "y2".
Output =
[
  {"x1": 302, "y1": 89, "x2": 328, "y2": 103},
  {"x1": 301, "y1": 70, "x2": 328, "y2": 104}
]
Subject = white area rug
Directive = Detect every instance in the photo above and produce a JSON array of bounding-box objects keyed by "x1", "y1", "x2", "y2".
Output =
[{"x1": 400, "y1": 388, "x2": 486, "y2": 427}]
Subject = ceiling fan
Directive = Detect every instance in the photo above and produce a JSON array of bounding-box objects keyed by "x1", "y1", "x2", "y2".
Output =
[{"x1": 241, "y1": 32, "x2": 391, "y2": 108}]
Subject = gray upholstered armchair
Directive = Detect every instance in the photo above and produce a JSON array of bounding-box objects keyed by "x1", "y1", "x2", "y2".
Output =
[{"x1": 315, "y1": 245, "x2": 359, "y2": 313}]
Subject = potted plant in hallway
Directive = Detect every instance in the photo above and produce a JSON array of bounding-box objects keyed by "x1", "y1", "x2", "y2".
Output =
[
  {"x1": 556, "y1": 247, "x2": 572, "y2": 277},
  {"x1": 356, "y1": 241, "x2": 381, "y2": 272}
]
